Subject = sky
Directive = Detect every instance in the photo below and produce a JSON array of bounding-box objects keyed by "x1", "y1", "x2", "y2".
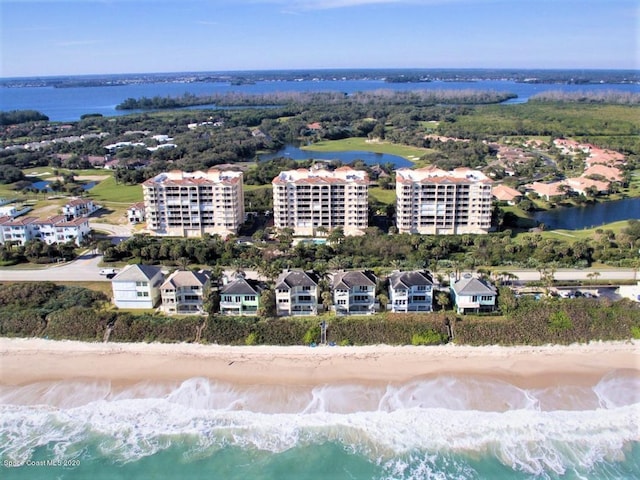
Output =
[{"x1": 1, "y1": 0, "x2": 638, "y2": 77}]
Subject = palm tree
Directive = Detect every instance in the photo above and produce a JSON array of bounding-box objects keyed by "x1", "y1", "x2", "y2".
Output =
[{"x1": 436, "y1": 291, "x2": 451, "y2": 311}]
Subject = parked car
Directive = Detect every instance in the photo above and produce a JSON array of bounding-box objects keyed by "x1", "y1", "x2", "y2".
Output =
[{"x1": 99, "y1": 268, "x2": 118, "y2": 276}]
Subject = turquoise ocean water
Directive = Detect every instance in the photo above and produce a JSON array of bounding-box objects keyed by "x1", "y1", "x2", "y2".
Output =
[{"x1": 1, "y1": 371, "x2": 639, "y2": 479}]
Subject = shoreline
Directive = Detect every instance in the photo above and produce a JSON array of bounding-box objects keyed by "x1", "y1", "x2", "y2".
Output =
[{"x1": 1, "y1": 338, "x2": 638, "y2": 389}]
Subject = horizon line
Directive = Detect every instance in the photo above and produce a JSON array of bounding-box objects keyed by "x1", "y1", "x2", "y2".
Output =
[{"x1": 2, "y1": 67, "x2": 640, "y2": 81}]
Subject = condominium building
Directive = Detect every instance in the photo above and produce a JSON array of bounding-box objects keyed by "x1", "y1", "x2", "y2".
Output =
[
  {"x1": 395, "y1": 166, "x2": 493, "y2": 235},
  {"x1": 142, "y1": 169, "x2": 244, "y2": 237},
  {"x1": 272, "y1": 166, "x2": 368, "y2": 236}
]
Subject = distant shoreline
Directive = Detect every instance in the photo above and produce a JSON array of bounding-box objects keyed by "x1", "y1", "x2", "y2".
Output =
[
  {"x1": 1, "y1": 337, "x2": 637, "y2": 390},
  {"x1": 2, "y1": 68, "x2": 639, "y2": 88}
]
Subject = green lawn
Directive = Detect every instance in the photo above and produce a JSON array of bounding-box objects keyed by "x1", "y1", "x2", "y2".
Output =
[
  {"x1": 88, "y1": 177, "x2": 143, "y2": 204},
  {"x1": 302, "y1": 137, "x2": 433, "y2": 162},
  {"x1": 515, "y1": 220, "x2": 633, "y2": 243},
  {"x1": 369, "y1": 187, "x2": 396, "y2": 205}
]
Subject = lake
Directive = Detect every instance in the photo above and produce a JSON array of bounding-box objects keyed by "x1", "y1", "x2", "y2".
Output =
[
  {"x1": 2, "y1": 77, "x2": 638, "y2": 122},
  {"x1": 533, "y1": 197, "x2": 640, "y2": 230},
  {"x1": 258, "y1": 145, "x2": 413, "y2": 168}
]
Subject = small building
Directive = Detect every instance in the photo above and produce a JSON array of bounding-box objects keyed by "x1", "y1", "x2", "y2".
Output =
[
  {"x1": 62, "y1": 198, "x2": 100, "y2": 220},
  {"x1": 388, "y1": 270, "x2": 433, "y2": 313},
  {"x1": 275, "y1": 270, "x2": 320, "y2": 316},
  {"x1": 127, "y1": 202, "x2": 146, "y2": 224},
  {"x1": 565, "y1": 177, "x2": 610, "y2": 196},
  {"x1": 451, "y1": 276, "x2": 497, "y2": 314},
  {"x1": 111, "y1": 264, "x2": 164, "y2": 309},
  {"x1": 160, "y1": 269, "x2": 211, "y2": 315},
  {"x1": 331, "y1": 270, "x2": 378, "y2": 315},
  {"x1": 526, "y1": 181, "x2": 566, "y2": 201},
  {"x1": 492, "y1": 184, "x2": 523, "y2": 205},
  {"x1": 219, "y1": 274, "x2": 263, "y2": 316}
]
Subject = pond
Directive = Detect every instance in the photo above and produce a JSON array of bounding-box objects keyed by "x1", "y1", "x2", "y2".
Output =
[
  {"x1": 533, "y1": 197, "x2": 640, "y2": 230},
  {"x1": 30, "y1": 180, "x2": 98, "y2": 191},
  {"x1": 258, "y1": 145, "x2": 413, "y2": 168}
]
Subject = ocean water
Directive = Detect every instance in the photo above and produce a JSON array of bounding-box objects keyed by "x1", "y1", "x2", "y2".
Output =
[{"x1": 1, "y1": 371, "x2": 639, "y2": 480}]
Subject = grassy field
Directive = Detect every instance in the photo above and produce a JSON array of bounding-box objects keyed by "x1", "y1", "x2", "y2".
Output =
[
  {"x1": 369, "y1": 186, "x2": 396, "y2": 204},
  {"x1": 515, "y1": 220, "x2": 633, "y2": 243},
  {"x1": 302, "y1": 137, "x2": 433, "y2": 162},
  {"x1": 88, "y1": 177, "x2": 143, "y2": 204}
]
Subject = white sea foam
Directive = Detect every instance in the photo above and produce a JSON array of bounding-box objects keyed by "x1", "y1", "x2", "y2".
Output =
[{"x1": 1, "y1": 371, "x2": 638, "y2": 476}]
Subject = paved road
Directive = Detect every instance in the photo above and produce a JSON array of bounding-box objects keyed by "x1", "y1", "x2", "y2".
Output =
[
  {"x1": 0, "y1": 221, "x2": 134, "y2": 282},
  {"x1": 0, "y1": 253, "x2": 108, "y2": 282}
]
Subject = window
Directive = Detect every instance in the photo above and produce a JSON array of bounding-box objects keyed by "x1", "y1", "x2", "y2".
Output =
[
  {"x1": 337, "y1": 299, "x2": 347, "y2": 305},
  {"x1": 246, "y1": 295, "x2": 256, "y2": 302},
  {"x1": 136, "y1": 281, "x2": 148, "y2": 287},
  {"x1": 222, "y1": 295, "x2": 232, "y2": 302},
  {"x1": 472, "y1": 296, "x2": 478, "y2": 302},
  {"x1": 302, "y1": 286, "x2": 311, "y2": 291},
  {"x1": 298, "y1": 295, "x2": 312, "y2": 302},
  {"x1": 481, "y1": 295, "x2": 493, "y2": 302},
  {"x1": 137, "y1": 292, "x2": 149, "y2": 297},
  {"x1": 358, "y1": 285, "x2": 369, "y2": 292}
]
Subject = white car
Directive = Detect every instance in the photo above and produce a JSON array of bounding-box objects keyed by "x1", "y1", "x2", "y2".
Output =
[{"x1": 99, "y1": 268, "x2": 117, "y2": 276}]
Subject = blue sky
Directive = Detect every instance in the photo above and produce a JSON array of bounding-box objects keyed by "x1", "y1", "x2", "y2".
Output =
[{"x1": 1, "y1": 0, "x2": 638, "y2": 77}]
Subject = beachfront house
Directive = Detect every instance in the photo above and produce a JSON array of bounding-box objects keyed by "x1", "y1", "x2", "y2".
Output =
[
  {"x1": 219, "y1": 274, "x2": 263, "y2": 316},
  {"x1": 450, "y1": 275, "x2": 497, "y2": 314},
  {"x1": 388, "y1": 270, "x2": 433, "y2": 312},
  {"x1": 111, "y1": 264, "x2": 164, "y2": 309},
  {"x1": 275, "y1": 270, "x2": 320, "y2": 316},
  {"x1": 331, "y1": 270, "x2": 378, "y2": 315},
  {"x1": 160, "y1": 269, "x2": 211, "y2": 315}
]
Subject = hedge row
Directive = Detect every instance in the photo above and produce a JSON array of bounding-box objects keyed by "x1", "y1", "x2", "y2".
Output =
[{"x1": 453, "y1": 298, "x2": 640, "y2": 345}]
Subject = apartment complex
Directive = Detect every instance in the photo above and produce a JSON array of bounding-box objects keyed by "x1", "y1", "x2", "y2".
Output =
[
  {"x1": 395, "y1": 166, "x2": 493, "y2": 235},
  {"x1": 142, "y1": 169, "x2": 244, "y2": 237},
  {"x1": 272, "y1": 166, "x2": 369, "y2": 236},
  {"x1": 0, "y1": 215, "x2": 90, "y2": 246}
]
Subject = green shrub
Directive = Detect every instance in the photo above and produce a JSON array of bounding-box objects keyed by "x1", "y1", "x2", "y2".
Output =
[
  {"x1": 245, "y1": 332, "x2": 258, "y2": 346},
  {"x1": 411, "y1": 330, "x2": 447, "y2": 346},
  {"x1": 631, "y1": 325, "x2": 640, "y2": 339},
  {"x1": 303, "y1": 325, "x2": 320, "y2": 345}
]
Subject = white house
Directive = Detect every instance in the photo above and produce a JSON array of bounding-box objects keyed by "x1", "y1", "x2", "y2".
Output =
[
  {"x1": 160, "y1": 269, "x2": 211, "y2": 315},
  {"x1": 62, "y1": 198, "x2": 100, "y2": 220},
  {"x1": 0, "y1": 217, "x2": 39, "y2": 245},
  {"x1": 32, "y1": 215, "x2": 91, "y2": 246},
  {"x1": 275, "y1": 270, "x2": 320, "y2": 316},
  {"x1": 112, "y1": 264, "x2": 164, "y2": 309},
  {"x1": 331, "y1": 270, "x2": 378, "y2": 315},
  {"x1": 450, "y1": 275, "x2": 497, "y2": 314},
  {"x1": 388, "y1": 271, "x2": 433, "y2": 312},
  {"x1": 127, "y1": 202, "x2": 146, "y2": 224}
]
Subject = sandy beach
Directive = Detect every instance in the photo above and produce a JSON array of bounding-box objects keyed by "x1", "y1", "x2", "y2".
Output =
[{"x1": 1, "y1": 338, "x2": 638, "y2": 389}]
